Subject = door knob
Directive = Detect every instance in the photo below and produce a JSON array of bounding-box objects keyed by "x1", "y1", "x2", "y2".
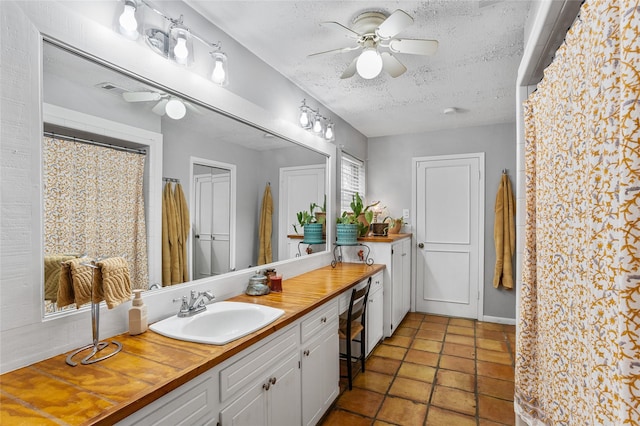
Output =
[{"x1": 418, "y1": 242, "x2": 424, "y2": 248}]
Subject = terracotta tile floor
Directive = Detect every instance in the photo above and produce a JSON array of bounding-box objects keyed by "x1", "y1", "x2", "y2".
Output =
[{"x1": 321, "y1": 313, "x2": 516, "y2": 426}]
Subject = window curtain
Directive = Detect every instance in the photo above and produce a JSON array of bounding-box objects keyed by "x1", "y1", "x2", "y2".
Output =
[
  {"x1": 517, "y1": 1, "x2": 639, "y2": 424},
  {"x1": 43, "y1": 137, "x2": 148, "y2": 291}
]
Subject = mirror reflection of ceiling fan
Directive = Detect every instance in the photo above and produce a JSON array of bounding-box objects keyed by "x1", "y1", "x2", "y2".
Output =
[
  {"x1": 122, "y1": 91, "x2": 201, "y2": 120},
  {"x1": 309, "y1": 9, "x2": 438, "y2": 79}
]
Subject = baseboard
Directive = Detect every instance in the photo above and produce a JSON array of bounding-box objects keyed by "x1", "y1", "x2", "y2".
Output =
[{"x1": 481, "y1": 315, "x2": 516, "y2": 325}]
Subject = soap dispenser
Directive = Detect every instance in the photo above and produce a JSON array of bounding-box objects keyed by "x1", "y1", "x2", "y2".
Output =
[{"x1": 129, "y1": 289, "x2": 148, "y2": 335}]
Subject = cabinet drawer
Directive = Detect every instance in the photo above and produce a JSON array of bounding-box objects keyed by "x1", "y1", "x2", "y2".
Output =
[
  {"x1": 220, "y1": 328, "x2": 298, "y2": 402},
  {"x1": 371, "y1": 272, "x2": 383, "y2": 294},
  {"x1": 119, "y1": 373, "x2": 216, "y2": 425},
  {"x1": 300, "y1": 300, "x2": 338, "y2": 343},
  {"x1": 338, "y1": 277, "x2": 374, "y2": 313}
]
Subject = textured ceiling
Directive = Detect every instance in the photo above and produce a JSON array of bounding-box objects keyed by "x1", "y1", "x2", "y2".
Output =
[{"x1": 187, "y1": 0, "x2": 532, "y2": 138}]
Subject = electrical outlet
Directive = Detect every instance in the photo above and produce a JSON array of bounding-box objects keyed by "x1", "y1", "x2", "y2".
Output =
[{"x1": 402, "y1": 209, "x2": 410, "y2": 219}]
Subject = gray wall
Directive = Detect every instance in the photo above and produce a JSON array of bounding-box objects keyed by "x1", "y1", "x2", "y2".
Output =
[{"x1": 368, "y1": 122, "x2": 517, "y2": 319}]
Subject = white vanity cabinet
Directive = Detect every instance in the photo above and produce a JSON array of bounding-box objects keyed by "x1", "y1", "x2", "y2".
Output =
[
  {"x1": 300, "y1": 301, "x2": 339, "y2": 426},
  {"x1": 366, "y1": 271, "x2": 384, "y2": 356},
  {"x1": 364, "y1": 236, "x2": 411, "y2": 337},
  {"x1": 335, "y1": 236, "x2": 412, "y2": 337},
  {"x1": 219, "y1": 328, "x2": 301, "y2": 426},
  {"x1": 120, "y1": 301, "x2": 341, "y2": 426}
]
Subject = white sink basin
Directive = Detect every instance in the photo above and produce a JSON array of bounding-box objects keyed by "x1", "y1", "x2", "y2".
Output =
[{"x1": 150, "y1": 301, "x2": 285, "y2": 345}]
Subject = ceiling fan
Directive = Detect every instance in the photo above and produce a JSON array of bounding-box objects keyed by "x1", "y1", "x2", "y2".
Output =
[
  {"x1": 309, "y1": 9, "x2": 438, "y2": 80},
  {"x1": 121, "y1": 91, "x2": 200, "y2": 120}
]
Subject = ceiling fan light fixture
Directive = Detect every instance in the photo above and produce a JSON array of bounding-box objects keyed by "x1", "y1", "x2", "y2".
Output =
[
  {"x1": 356, "y1": 47, "x2": 383, "y2": 79},
  {"x1": 165, "y1": 98, "x2": 186, "y2": 119}
]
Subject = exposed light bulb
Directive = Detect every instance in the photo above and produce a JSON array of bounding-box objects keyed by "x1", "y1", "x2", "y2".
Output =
[
  {"x1": 356, "y1": 47, "x2": 383, "y2": 79},
  {"x1": 299, "y1": 111, "x2": 310, "y2": 128},
  {"x1": 325, "y1": 123, "x2": 334, "y2": 141},
  {"x1": 313, "y1": 115, "x2": 323, "y2": 133},
  {"x1": 173, "y1": 35, "x2": 189, "y2": 64},
  {"x1": 165, "y1": 99, "x2": 186, "y2": 120},
  {"x1": 211, "y1": 58, "x2": 226, "y2": 84},
  {"x1": 118, "y1": 2, "x2": 139, "y2": 40}
]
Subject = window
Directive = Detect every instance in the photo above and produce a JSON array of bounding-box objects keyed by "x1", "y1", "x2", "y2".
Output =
[{"x1": 341, "y1": 153, "x2": 365, "y2": 213}]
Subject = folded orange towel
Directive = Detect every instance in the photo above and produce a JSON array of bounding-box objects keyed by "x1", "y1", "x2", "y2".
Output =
[
  {"x1": 95, "y1": 257, "x2": 132, "y2": 309},
  {"x1": 57, "y1": 257, "x2": 93, "y2": 309}
]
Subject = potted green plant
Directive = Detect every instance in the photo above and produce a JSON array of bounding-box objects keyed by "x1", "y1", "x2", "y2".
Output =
[
  {"x1": 384, "y1": 216, "x2": 404, "y2": 234},
  {"x1": 293, "y1": 203, "x2": 323, "y2": 243},
  {"x1": 336, "y1": 211, "x2": 359, "y2": 245},
  {"x1": 311, "y1": 194, "x2": 327, "y2": 234},
  {"x1": 350, "y1": 193, "x2": 379, "y2": 236}
]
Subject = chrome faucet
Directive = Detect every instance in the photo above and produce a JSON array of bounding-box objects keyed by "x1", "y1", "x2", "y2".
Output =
[{"x1": 176, "y1": 290, "x2": 215, "y2": 317}]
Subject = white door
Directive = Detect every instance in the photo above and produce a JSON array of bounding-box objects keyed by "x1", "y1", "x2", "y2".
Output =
[
  {"x1": 194, "y1": 173, "x2": 231, "y2": 279},
  {"x1": 278, "y1": 165, "x2": 325, "y2": 260},
  {"x1": 414, "y1": 154, "x2": 484, "y2": 319}
]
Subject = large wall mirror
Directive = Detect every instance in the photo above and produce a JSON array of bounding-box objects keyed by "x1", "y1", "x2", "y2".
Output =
[{"x1": 42, "y1": 40, "x2": 330, "y2": 316}]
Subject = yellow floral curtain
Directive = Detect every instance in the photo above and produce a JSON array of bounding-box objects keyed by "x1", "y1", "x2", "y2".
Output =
[
  {"x1": 43, "y1": 137, "x2": 148, "y2": 291},
  {"x1": 517, "y1": 1, "x2": 639, "y2": 424}
]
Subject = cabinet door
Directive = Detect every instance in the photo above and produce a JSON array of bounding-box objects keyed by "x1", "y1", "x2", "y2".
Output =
[
  {"x1": 401, "y1": 239, "x2": 411, "y2": 315},
  {"x1": 220, "y1": 353, "x2": 300, "y2": 426},
  {"x1": 269, "y1": 353, "x2": 302, "y2": 426},
  {"x1": 302, "y1": 327, "x2": 339, "y2": 426},
  {"x1": 391, "y1": 242, "x2": 403, "y2": 332},
  {"x1": 219, "y1": 381, "x2": 268, "y2": 426},
  {"x1": 366, "y1": 273, "x2": 384, "y2": 356}
]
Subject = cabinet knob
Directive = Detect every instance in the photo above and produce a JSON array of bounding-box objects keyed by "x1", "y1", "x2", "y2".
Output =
[
  {"x1": 263, "y1": 382, "x2": 271, "y2": 391},
  {"x1": 418, "y1": 242, "x2": 424, "y2": 249},
  {"x1": 270, "y1": 377, "x2": 277, "y2": 385},
  {"x1": 321, "y1": 317, "x2": 327, "y2": 323},
  {"x1": 304, "y1": 349, "x2": 310, "y2": 356}
]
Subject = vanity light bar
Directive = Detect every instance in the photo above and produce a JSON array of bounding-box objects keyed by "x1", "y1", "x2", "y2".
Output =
[
  {"x1": 116, "y1": 0, "x2": 228, "y2": 85},
  {"x1": 299, "y1": 99, "x2": 335, "y2": 142}
]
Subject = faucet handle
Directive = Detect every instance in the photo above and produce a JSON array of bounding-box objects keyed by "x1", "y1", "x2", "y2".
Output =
[{"x1": 173, "y1": 296, "x2": 190, "y2": 316}]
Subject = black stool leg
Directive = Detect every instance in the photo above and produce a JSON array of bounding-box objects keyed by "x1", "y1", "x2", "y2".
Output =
[
  {"x1": 360, "y1": 328, "x2": 366, "y2": 373},
  {"x1": 346, "y1": 337, "x2": 353, "y2": 390}
]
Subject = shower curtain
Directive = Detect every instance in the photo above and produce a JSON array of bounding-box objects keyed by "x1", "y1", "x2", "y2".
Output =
[
  {"x1": 516, "y1": 1, "x2": 639, "y2": 424},
  {"x1": 43, "y1": 137, "x2": 148, "y2": 291}
]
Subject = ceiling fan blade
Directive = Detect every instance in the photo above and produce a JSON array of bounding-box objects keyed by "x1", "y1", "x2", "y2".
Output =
[
  {"x1": 381, "y1": 52, "x2": 407, "y2": 78},
  {"x1": 308, "y1": 45, "x2": 360, "y2": 58},
  {"x1": 375, "y1": 9, "x2": 413, "y2": 39},
  {"x1": 184, "y1": 101, "x2": 202, "y2": 115},
  {"x1": 340, "y1": 57, "x2": 358, "y2": 79},
  {"x1": 122, "y1": 91, "x2": 162, "y2": 102},
  {"x1": 151, "y1": 99, "x2": 168, "y2": 116},
  {"x1": 389, "y1": 39, "x2": 439, "y2": 56},
  {"x1": 320, "y1": 21, "x2": 360, "y2": 39}
]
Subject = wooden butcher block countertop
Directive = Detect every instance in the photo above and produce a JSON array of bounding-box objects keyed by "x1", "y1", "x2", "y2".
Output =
[{"x1": 0, "y1": 263, "x2": 384, "y2": 426}]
